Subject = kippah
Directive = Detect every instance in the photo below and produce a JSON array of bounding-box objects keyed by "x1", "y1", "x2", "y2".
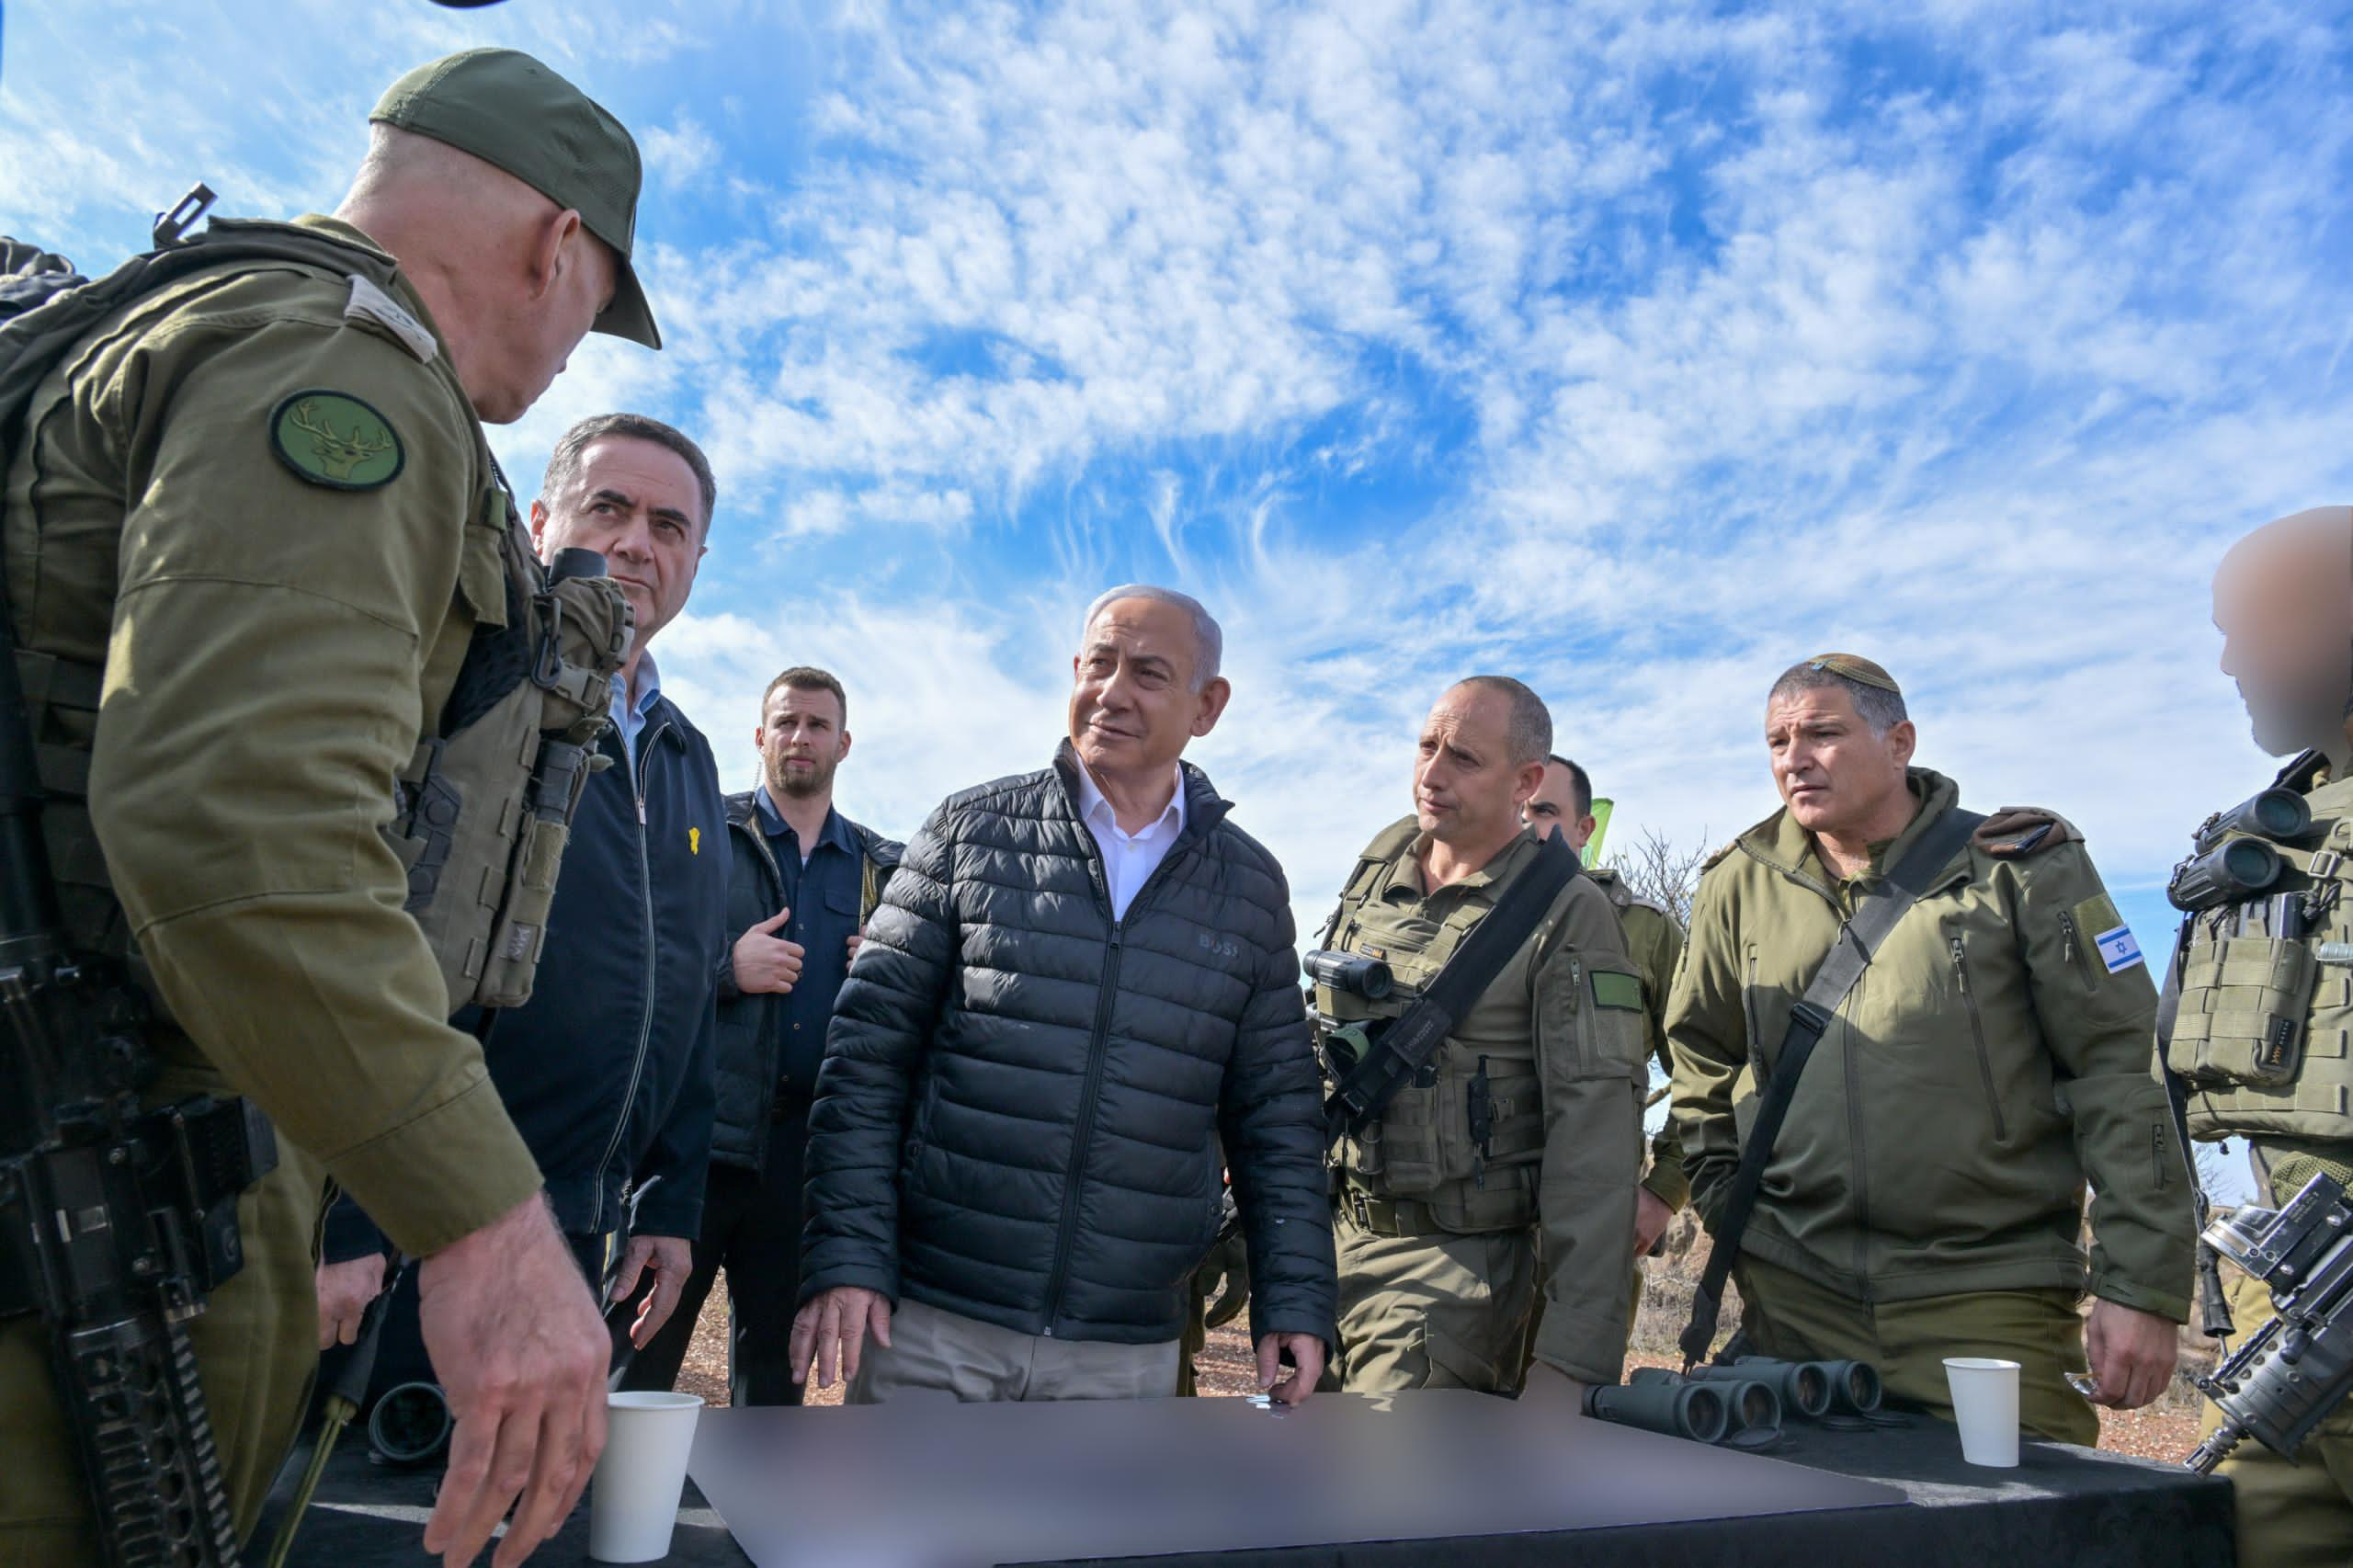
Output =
[{"x1": 1804, "y1": 653, "x2": 1902, "y2": 696}]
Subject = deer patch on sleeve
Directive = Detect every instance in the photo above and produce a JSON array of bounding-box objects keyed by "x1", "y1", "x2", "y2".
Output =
[{"x1": 268, "y1": 390, "x2": 405, "y2": 491}]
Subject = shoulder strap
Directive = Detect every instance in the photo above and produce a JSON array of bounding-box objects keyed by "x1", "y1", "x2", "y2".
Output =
[
  {"x1": 1324, "y1": 831, "x2": 1579, "y2": 1139},
  {"x1": 0, "y1": 218, "x2": 389, "y2": 462},
  {"x1": 1678, "y1": 804, "x2": 1985, "y2": 1369},
  {"x1": 2155, "y1": 910, "x2": 2236, "y2": 1339},
  {"x1": 1319, "y1": 817, "x2": 1420, "y2": 950}
]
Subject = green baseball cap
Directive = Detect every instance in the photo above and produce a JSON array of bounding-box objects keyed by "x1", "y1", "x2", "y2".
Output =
[{"x1": 371, "y1": 48, "x2": 661, "y2": 349}]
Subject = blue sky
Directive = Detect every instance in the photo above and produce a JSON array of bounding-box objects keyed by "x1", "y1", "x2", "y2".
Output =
[{"x1": 7, "y1": 1, "x2": 2353, "y2": 1035}]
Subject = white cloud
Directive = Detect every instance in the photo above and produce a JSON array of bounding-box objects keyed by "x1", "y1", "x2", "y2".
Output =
[
  {"x1": 14, "y1": 0, "x2": 2353, "y2": 942},
  {"x1": 642, "y1": 115, "x2": 722, "y2": 187}
]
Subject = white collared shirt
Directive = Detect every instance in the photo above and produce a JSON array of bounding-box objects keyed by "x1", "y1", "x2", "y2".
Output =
[{"x1": 1074, "y1": 762, "x2": 1187, "y2": 921}]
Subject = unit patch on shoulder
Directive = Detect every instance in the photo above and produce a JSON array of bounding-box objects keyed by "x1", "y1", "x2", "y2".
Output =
[
  {"x1": 269, "y1": 391, "x2": 404, "y2": 490},
  {"x1": 1591, "y1": 970, "x2": 1645, "y2": 1012}
]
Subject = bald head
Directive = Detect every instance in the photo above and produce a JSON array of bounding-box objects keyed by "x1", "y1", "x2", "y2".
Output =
[
  {"x1": 2215, "y1": 506, "x2": 2353, "y2": 758},
  {"x1": 335, "y1": 125, "x2": 618, "y2": 424}
]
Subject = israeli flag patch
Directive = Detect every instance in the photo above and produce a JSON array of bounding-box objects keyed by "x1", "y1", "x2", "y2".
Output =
[{"x1": 2095, "y1": 925, "x2": 2144, "y2": 974}]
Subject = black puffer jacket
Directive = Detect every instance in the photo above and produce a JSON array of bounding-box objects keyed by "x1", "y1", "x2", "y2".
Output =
[{"x1": 801, "y1": 744, "x2": 1336, "y2": 1346}]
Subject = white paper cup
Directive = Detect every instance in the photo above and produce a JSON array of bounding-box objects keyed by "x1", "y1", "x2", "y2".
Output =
[
  {"x1": 1943, "y1": 1357, "x2": 2021, "y2": 1468},
  {"x1": 589, "y1": 1390, "x2": 705, "y2": 1562}
]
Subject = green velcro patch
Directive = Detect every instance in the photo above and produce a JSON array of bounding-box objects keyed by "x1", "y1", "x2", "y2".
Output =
[
  {"x1": 1591, "y1": 970, "x2": 1645, "y2": 1012},
  {"x1": 269, "y1": 390, "x2": 404, "y2": 490},
  {"x1": 2075, "y1": 892, "x2": 2122, "y2": 937}
]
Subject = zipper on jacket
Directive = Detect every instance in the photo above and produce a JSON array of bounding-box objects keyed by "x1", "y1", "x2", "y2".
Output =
[
  {"x1": 740, "y1": 816, "x2": 788, "y2": 1165},
  {"x1": 1741, "y1": 948, "x2": 1763, "y2": 1071},
  {"x1": 1949, "y1": 936, "x2": 2008, "y2": 1143},
  {"x1": 1037, "y1": 801, "x2": 1198, "y2": 1335},
  {"x1": 590, "y1": 718, "x2": 670, "y2": 1233},
  {"x1": 2056, "y1": 908, "x2": 2099, "y2": 989}
]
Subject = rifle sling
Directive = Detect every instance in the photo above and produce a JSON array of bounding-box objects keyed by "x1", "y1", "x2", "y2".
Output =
[{"x1": 1324, "y1": 831, "x2": 1579, "y2": 1136}]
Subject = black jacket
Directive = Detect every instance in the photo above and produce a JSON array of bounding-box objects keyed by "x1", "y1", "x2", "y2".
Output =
[
  {"x1": 711, "y1": 789, "x2": 902, "y2": 1173},
  {"x1": 801, "y1": 744, "x2": 1337, "y2": 1346},
  {"x1": 476, "y1": 695, "x2": 728, "y2": 1239},
  {"x1": 328, "y1": 689, "x2": 727, "y2": 1259}
]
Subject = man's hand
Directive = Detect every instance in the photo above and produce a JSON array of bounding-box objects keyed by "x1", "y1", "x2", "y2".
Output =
[
  {"x1": 1256, "y1": 1333, "x2": 1324, "y2": 1406},
  {"x1": 609, "y1": 1234, "x2": 693, "y2": 1348},
  {"x1": 846, "y1": 930, "x2": 864, "y2": 963},
  {"x1": 417, "y1": 1195, "x2": 610, "y2": 1568},
  {"x1": 790, "y1": 1285, "x2": 892, "y2": 1389},
  {"x1": 2082, "y1": 1299, "x2": 2178, "y2": 1410},
  {"x1": 732, "y1": 908, "x2": 804, "y2": 994},
  {"x1": 1518, "y1": 1359, "x2": 1591, "y2": 1410},
  {"x1": 1633, "y1": 1188, "x2": 1676, "y2": 1256},
  {"x1": 315, "y1": 1252, "x2": 388, "y2": 1349}
]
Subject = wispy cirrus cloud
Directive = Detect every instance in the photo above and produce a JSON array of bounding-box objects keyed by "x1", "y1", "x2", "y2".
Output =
[{"x1": 8, "y1": 0, "x2": 2353, "y2": 953}]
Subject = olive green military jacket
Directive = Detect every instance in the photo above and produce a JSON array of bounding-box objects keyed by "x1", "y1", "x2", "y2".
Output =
[
  {"x1": 2, "y1": 215, "x2": 542, "y2": 1256},
  {"x1": 1665, "y1": 769, "x2": 2192, "y2": 1320},
  {"x1": 1586, "y1": 868, "x2": 1688, "y2": 1211}
]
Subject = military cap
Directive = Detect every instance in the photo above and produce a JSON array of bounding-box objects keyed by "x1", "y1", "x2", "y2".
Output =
[
  {"x1": 371, "y1": 49, "x2": 661, "y2": 348},
  {"x1": 1802, "y1": 652, "x2": 1902, "y2": 696}
]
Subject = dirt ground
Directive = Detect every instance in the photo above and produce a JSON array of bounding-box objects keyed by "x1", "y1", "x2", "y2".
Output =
[{"x1": 671, "y1": 1232, "x2": 2208, "y2": 1460}]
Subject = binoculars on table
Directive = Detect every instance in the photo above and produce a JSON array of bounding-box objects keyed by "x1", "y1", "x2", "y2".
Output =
[
  {"x1": 1303, "y1": 949, "x2": 1394, "y2": 1002},
  {"x1": 1589, "y1": 1373, "x2": 1733, "y2": 1444},
  {"x1": 2168, "y1": 788, "x2": 2318, "y2": 914},
  {"x1": 1720, "y1": 1355, "x2": 1882, "y2": 1417},
  {"x1": 1607, "y1": 1368, "x2": 1782, "y2": 1447},
  {"x1": 1590, "y1": 1356, "x2": 1883, "y2": 1448}
]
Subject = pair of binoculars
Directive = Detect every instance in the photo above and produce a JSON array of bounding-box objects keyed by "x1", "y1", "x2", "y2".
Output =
[
  {"x1": 2168, "y1": 789, "x2": 2318, "y2": 913},
  {"x1": 1587, "y1": 1357, "x2": 1883, "y2": 1447},
  {"x1": 1599, "y1": 1368, "x2": 1786, "y2": 1447},
  {"x1": 1719, "y1": 1355, "x2": 1881, "y2": 1418}
]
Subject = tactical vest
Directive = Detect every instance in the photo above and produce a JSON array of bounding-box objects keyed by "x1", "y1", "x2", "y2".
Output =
[
  {"x1": 2169, "y1": 769, "x2": 2353, "y2": 1144},
  {"x1": 0, "y1": 217, "x2": 630, "y2": 1018},
  {"x1": 1315, "y1": 822, "x2": 1640, "y2": 1234}
]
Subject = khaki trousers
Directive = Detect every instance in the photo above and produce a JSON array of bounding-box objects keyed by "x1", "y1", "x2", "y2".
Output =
[
  {"x1": 1332, "y1": 1209, "x2": 1537, "y2": 1395},
  {"x1": 847, "y1": 1298, "x2": 1181, "y2": 1403},
  {"x1": 1735, "y1": 1254, "x2": 2099, "y2": 1447}
]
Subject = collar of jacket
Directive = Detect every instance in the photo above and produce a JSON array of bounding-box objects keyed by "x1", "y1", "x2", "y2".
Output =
[
  {"x1": 620, "y1": 690, "x2": 690, "y2": 758},
  {"x1": 749, "y1": 789, "x2": 861, "y2": 855},
  {"x1": 1379, "y1": 821, "x2": 1545, "y2": 903},
  {"x1": 1735, "y1": 767, "x2": 1968, "y2": 894},
  {"x1": 1051, "y1": 738, "x2": 1233, "y2": 844},
  {"x1": 723, "y1": 789, "x2": 901, "y2": 864},
  {"x1": 283, "y1": 213, "x2": 451, "y2": 359}
]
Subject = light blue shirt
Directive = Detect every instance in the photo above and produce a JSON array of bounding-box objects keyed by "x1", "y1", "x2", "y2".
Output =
[{"x1": 611, "y1": 651, "x2": 663, "y2": 770}]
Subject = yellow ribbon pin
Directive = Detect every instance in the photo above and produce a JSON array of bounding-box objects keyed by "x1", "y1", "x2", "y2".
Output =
[{"x1": 689, "y1": 827, "x2": 700, "y2": 855}]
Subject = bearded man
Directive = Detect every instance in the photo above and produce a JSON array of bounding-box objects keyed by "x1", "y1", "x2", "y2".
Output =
[{"x1": 621, "y1": 666, "x2": 903, "y2": 1403}]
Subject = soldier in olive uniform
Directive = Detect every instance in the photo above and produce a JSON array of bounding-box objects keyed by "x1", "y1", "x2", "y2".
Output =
[
  {"x1": 1667, "y1": 654, "x2": 2192, "y2": 1446},
  {"x1": 2178, "y1": 507, "x2": 2353, "y2": 1566},
  {"x1": 1, "y1": 51, "x2": 659, "y2": 1568},
  {"x1": 1523, "y1": 755, "x2": 1688, "y2": 1247},
  {"x1": 1321, "y1": 678, "x2": 1649, "y2": 1399}
]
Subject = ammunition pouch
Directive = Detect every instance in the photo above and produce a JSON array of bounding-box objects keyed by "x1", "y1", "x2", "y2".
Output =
[
  {"x1": 2169, "y1": 931, "x2": 2316, "y2": 1089},
  {"x1": 387, "y1": 530, "x2": 630, "y2": 1011},
  {"x1": 2173, "y1": 790, "x2": 2353, "y2": 1142}
]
